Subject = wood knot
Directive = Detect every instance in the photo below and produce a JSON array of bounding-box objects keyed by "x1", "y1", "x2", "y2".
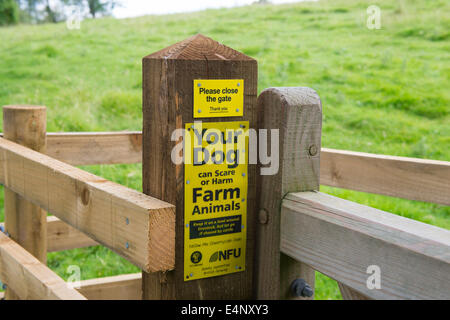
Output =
[{"x1": 308, "y1": 145, "x2": 318, "y2": 156}]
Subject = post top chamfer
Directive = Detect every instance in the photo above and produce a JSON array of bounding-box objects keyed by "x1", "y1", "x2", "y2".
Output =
[
  {"x1": 3, "y1": 105, "x2": 46, "y2": 111},
  {"x1": 143, "y1": 34, "x2": 255, "y2": 61}
]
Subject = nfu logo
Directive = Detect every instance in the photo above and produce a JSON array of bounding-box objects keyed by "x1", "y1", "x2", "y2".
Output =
[
  {"x1": 209, "y1": 248, "x2": 241, "y2": 262},
  {"x1": 190, "y1": 251, "x2": 202, "y2": 264}
]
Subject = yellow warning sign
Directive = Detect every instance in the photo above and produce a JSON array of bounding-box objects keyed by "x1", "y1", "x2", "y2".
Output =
[
  {"x1": 184, "y1": 121, "x2": 248, "y2": 281},
  {"x1": 193, "y1": 79, "x2": 244, "y2": 118}
]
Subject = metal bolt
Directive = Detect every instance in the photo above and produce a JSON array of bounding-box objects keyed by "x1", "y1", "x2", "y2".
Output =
[
  {"x1": 0, "y1": 225, "x2": 9, "y2": 237},
  {"x1": 242, "y1": 173, "x2": 246, "y2": 177},
  {"x1": 236, "y1": 108, "x2": 240, "y2": 112},
  {"x1": 186, "y1": 180, "x2": 190, "y2": 184},
  {"x1": 291, "y1": 278, "x2": 314, "y2": 298},
  {"x1": 186, "y1": 224, "x2": 189, "y2": 228},
  {"x1": 237, "y1": 83, "x2": 240, "y2": 87},
  {"x1": 309, "y1": 145, "x2": 318, "y2": 156},
  {"x1": 197, "y1": 83, "x2": 201, "y2": 87},
  {"x1": 258, "y1": 209, "x2": 269, "y2": 224},
  {"x1": 198, "y1": 109, "x2": 202, "y2": 113},
  {"x1": 241, "y1": 198, "x2": 245, "y2": 202}
]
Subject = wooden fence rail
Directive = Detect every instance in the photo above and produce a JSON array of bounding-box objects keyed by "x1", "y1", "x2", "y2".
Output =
[
  {"x1": 281, "y1": 191, "x2": 450, "y2": 300},
  {"x1": 0, "y1": 136, "x2": 175, "y2": 273},
  {"x1": 7, "y1": 131, "x2": 447, "y2": 205},
  {"x1": 321, "y1": 148, "x2": 450, "y2": 206},
  {"x1": 46, "y1": 132, "x2": 142, "y2": 165},
  {"x1": 1, "y1": 217, "x2": 98, "y2": 252},
  {"x1": 0, "y1": 273, "x2": 142, "y2": 300},
  {"x1": 0, "y1": 231, "x2": 86, "y2": 300}
]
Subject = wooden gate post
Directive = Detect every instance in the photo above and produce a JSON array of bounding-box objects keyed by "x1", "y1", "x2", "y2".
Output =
[
  {"x1": 2, "y1": 105, "x2": 48, "y2": 300},
  {"x1": 255, "y1": 87, "x2": 322, "y2": 299},
  {"x1": 142, "y1": 34, "x2": 258, "y2": 299}
]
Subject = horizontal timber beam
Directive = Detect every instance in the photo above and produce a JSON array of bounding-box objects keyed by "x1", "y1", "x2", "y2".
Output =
[
  {"x1": 0, "y1": 231, "x2": 86, "y2": 300},
  {"x1": 1, "y1": 273, "x2": 143, "y2": 300},
  {"x1": 281, "y1": 191, "x2": 450, "y2": 300},
  {"x1": 1, "y1": 217, "x2": 99, "y2": 252},
  {"x1": 0, "y1": 131, "x2": 142, "y2": 166},
  {"x1": 46, "y1": 216, "x2": 99, "y2": 251},
  {"x1": 77, "y1": 273, "x2": 142, "y2": 300},
  {"x1": 46, "y1": 132, "x2": 142, "y2": 165},
  {"x1": 321, "y1": 148, "x2": 450, "y2": 206},
  {"x1": 0, "y1": 137, "x2": 175, "y2": 273}
]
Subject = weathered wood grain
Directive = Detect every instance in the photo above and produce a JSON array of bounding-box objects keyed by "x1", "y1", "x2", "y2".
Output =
[
  {"x1": 142, "y1": 34, "x2": 258, "y2": 299},
  {"x1": 0, "y1": 216, "x2": 98, "y2": 252},
  {"x1": 45, "y1": 216, "x2": 98, "y2": 252},
  {"x1": 77, "y1": 273, "x2": 142, "y2": 300},
  {"x1": 255, "y1": 87, "x2": 322, "y2": 299},
  {"x1": 321, "y1": 148, "x2": 450, "y2": 206},
  {"x1": 338, "y1": 283, "x2": 371, "y2": 300},
  {"x1": 0, "y1": 137, "x2": 175, "y2": 273},
  {"x1": 0, "y1": 231, "x2": 86, "y2": 300},
  {"x1": 3, "y1": 105, "x2": 48, "y2": 300},
  {"x1": 46, "y1": 132, "x2": 142, "y2": 165},
  {"x1": 0, "y1": 273, "x2": 142, "y2": 300},
  {"x1": 281, "y1": 191, "x2": 450, "y2": 300}
]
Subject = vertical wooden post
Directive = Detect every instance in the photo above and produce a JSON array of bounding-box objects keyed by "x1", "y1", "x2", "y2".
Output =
[
  {"x1": 2, "y1": 105, "x2": 48, "y2": 300},
  {"x1": 142, "y1": 34, "x2": 258, "y2": 299},
  {"x1": 255, "y1": 87, "x2": 322, "y2": 299}
]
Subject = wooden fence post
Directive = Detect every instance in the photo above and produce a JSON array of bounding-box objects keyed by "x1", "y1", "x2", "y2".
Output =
[
  {"x1": 255, "y1": 87, "x2": 322, "y2": 299},
  {"x1": 141, "y1": 34, "x2": 258, "y2": 299},
  {"x1": 2, "y1": 105, "x2": 48, "y2": 300}
]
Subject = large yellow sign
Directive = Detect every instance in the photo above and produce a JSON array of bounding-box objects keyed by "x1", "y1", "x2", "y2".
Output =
[
  {"x1": 184, "y1": 121, "x2": 248, "y2": 281},
  {"x1": 193, "y1": 79, "x2": 244, "y2": 118}
]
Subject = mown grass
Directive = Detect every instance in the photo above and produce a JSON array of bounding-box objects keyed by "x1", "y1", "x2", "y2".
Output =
[{"x1": 0, "y1": 0, "x2": 449, "y2": 300}]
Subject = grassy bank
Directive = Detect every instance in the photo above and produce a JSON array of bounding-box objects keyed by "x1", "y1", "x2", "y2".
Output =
[{"x1": 0, "y1": 0, "x2": 448, "y2": 299}]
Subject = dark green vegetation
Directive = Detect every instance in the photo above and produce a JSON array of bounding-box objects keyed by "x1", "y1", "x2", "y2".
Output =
[
  {"x1": 0, "y1": 0, "x2": 117, "y2": 25},
  {"x1": 0, "y1": 0, "x2": 19, "y2": 25},
  {"x1": 0, "y1": 0, "x2": 448, "y2": 299}
]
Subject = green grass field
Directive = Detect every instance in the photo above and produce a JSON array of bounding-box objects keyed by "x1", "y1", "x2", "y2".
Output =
[{"x1": 0, "y1": 0, "x2": 449, "y2": 300}]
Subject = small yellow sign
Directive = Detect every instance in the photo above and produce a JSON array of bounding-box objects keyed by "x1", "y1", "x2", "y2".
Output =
[
  {"x1": 193, "y1": 79, "x2": 244, "y2": 118},
  {"x1": 184, "y1": 121, "x2": 248, "y2": 281}
]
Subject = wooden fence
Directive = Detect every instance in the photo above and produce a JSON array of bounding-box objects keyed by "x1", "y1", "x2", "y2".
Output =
[
  {"x1": 8, "y1": 132, "x2": 446, "y2": 206},
  {"x1": 0, "y1": 35, "x2": 449, "y2": 300}
]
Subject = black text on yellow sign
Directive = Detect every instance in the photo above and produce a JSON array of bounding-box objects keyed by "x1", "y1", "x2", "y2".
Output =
[
  {"x1": 184, "y1": 121, "x2": 248, "y2": 281},
  {"x1": 193, "y1": 79, "x2": 244, "y2": 118}
]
